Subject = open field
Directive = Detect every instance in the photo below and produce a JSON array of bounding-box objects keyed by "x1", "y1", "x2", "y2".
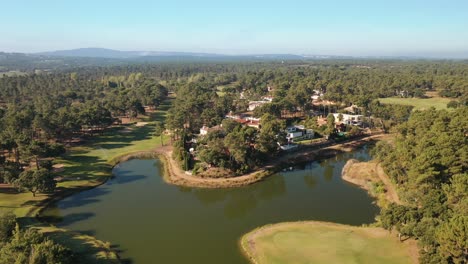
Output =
[
  {"x1": 241, "y1": 221, "x2": 418, "y2": 264},
  {"x1": 0, "y1": 70, "x2": 28, "y2": 77},
  {"x1": 378, "y1": 96, "x2": 452, "y2": 111},
  {"x1": 216, "y1": 81, "x2": 238, "y2": 96}
]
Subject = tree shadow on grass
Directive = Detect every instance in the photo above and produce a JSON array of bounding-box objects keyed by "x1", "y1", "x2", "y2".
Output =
[
  {"x1": 60, "y1": 155, "x2": 111, "y2": 180},
  {"x1": 42, "y1": 229, "x2": 121, "y2": 264},
  {"x1": 74, "y1": 229, "x2": 96, "y2": 237},
  {"x1": 109, "y1": 244, "x2": 133, "y2": 264},
  {"x1": 87, "y1": 125, "x2": 156, "y2": 149},
  {"x1": 0, "y1": 185, "x2": 19, "y2": 194}
]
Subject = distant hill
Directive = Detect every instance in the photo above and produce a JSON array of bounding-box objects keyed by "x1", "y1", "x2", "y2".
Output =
[
  {"x1": 37, "y1": 48, "x2": 235, "y2": 59},
  {"x1": 38, "y1": 48, "x2": 135, "y2": 58},
  {"x1": 37, "y1": 48, "x2": 313, "y2": 60}
]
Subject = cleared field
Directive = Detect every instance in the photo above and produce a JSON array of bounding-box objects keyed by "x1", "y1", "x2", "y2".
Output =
[
  {"x1": 0, "y1": 71, "x2": 27, "y2": 77},
  {"x1": 241, "y1": 221, "x2": 418, "y2": 264},
  {"x1": 379, "y1": 96, "x2": 452, "y2": 111}
]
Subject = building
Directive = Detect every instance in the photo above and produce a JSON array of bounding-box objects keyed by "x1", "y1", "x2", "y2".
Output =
[
  {"x1": 246, "y1": 120, "x2": 261, "y2": 129},
  {"x1": 285, "y1": 125, "x2": 314, "y2": 141},
  {"x1": 332, "y1": 113, "x2": 363, "y2": 126},
  {"x1": 200, "y1": 125, "x2": 223, "y2": 136},
  {"x1": 248, "y1": 100, "x2": 269, "y2": 111}
]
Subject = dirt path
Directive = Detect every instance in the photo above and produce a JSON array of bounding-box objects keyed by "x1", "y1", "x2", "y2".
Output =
[
  {"x1": 342, "y1": 159, "x2": 402, "y2": 205},
  {"x1": 375, "y1": 163, "x2": 402, "y2": 204}
]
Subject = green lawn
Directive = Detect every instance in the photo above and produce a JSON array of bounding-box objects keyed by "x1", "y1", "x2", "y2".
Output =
[
  {"x1": 241, "y1": 222, "x2": 417, "y2": 264},
  {"x1": 41, "y1": 226, "x2": 120, "y2": 264},
  {"x1": 379, "y1": 96, "x2": 452, "y2": 111},
  {"x1": 216, "y1": 81, "x2": 238, "y2": 97}
]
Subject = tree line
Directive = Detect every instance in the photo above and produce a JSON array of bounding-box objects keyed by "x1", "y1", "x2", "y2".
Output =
[{"x1": 373, "y1": 107, "x2": 467, "y2": 264}]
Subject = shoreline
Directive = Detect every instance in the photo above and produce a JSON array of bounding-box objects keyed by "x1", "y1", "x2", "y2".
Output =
[
  {"x1": 29, "y1": 133, "x2": 389, "y2": 262},
  {"x1": 238, "y1": 133, "x2": 420, "y2": 264},
  {"x1": 341, "y1": 157, "x2": 402, "y2": 205},
  {"x1": 149, "y1": 133, "x2": 388, "y2": 188}
]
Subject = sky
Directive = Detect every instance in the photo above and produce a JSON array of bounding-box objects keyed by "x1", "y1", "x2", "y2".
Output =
[{"x1": 1, "y1": 0, "x2": 468, "y2": 57}]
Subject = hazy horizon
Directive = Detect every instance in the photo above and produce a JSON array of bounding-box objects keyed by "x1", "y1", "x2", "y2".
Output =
[{"x1": 1, "y1": 0, "x2": 468, "y2": 58}]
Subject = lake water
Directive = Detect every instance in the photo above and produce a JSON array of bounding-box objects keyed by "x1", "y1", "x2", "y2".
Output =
[{"x1": 42, "y1": 147, "x2": 379, "y2": 264}]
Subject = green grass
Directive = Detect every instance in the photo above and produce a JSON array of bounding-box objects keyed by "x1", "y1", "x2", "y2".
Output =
[
  {"x1": 48, "y1": 99, "x2": 172, "y2": 191},
  {"x1": 379, "y1": 96, "x2": 453, "y2": 111},
  {"x1": 41, "y1": 226, "x2": 120, "y2": 264},
  {"x1": 0, "y1": 98, "x2": 173, "y2": 263},
  {"x1": 241, "y1": 222, "x2": 417, "y2": 264},
  {"x1": 216, "y1": 81, "x2": 238, "y2": 97}
]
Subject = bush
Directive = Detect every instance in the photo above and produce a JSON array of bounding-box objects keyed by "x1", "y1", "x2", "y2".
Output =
[
  {"x1": 0, "y1": 213, "x2": 16, "y2": 243},
  {"x1": 192, "y1": 162, "x2": 206, "y2": 175},
  {"x1": 45, "y1": 143, "x2": 66, "y2": 157},
  {"x1": 447, "y1": 100, "x2": 459, "y2": 108}
]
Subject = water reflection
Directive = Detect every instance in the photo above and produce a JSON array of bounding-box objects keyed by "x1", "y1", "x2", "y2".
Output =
[
  {"x1": 41, "y1": 146, "x2": 378, "y2": 264},
  {"x1": 323, "y1": 164, "x2": 334, "y2": 181},
  {"x1": 188, "y1": 175, "x2": 286, "y2": 218},
  {"x1": 303, "y1": 174, "x2": 317, "y2": 189}
]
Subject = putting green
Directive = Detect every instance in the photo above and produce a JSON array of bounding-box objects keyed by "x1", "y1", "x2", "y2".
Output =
[{"x1": 241, "y1": 221, "x2": 417, "y2": 264}]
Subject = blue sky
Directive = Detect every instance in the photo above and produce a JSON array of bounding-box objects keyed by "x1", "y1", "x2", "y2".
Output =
[{"x1": 1, "y1": 0, "x2": 468, "y2": 57}]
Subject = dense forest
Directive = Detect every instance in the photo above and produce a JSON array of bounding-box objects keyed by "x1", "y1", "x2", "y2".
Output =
[
  {"x1": 374, "y1": 107, "x2": 467, "y2": 264},
  {"x1": 2, "y1": 60, "x2": 467, "y2": 186},
  {"x1": 0, "y1": 60, "x2": 467, "y2": 263}
]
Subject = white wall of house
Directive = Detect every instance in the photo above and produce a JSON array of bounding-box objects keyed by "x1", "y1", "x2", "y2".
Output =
[
  {"x1": 287, "y1": 131, "x2": 303, "y2": 139},
  {"x1": 332, "y1": 113, "x2": 363, "y2": 125}
]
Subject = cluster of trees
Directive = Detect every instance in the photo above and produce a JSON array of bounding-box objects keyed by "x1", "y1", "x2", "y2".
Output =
[
  {"x1": 0, "y1": 70, "x2": 168, "y2": 196},
  {"x1": 166, "y1": 81, "x2": 233, "y2": 133},
  {"x1": 372, "y1": 107, "x2": 467, "y2": 263},
  {"x1": 0, "y1": 213, "x2": 73, "y2": 263},
  {"x1": 173, "y1": 115, "x2": 286, "y2": 175},
  {"x1": 200, "y1": 115, "x2": 286, "y2": 173}
]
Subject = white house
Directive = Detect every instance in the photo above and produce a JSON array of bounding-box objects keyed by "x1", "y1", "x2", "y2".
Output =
[
  {"x1": 287, "y1": 131, "x2": 303, "y2": 140},
  {"x1": 262, "y1": 96, "x2": 274, "y2": 102},
  {"x1": 332, "y1": 113, "x2": 363, "y2": 126},
  {"x1": 200, "y1": 125, "x2": 223, "y2": 136},
  {"x1": 248, "y1": 100, "x2": 270, "y2": 111},
  {"x1": 285, "y1": 125, "x2": 314, "y2": 140}
]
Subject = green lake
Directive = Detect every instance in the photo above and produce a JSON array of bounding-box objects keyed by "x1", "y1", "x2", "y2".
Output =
[{"x1": 42, "y1": 147, "x2": 379, "y2": 264}]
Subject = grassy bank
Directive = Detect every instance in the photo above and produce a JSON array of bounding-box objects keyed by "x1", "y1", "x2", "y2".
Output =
[
  {"x1": 241, "y1": 221, "x2": 418, "y2": 264},
  {"x1": 378, "y1": 96, "x2": 452, "y2": 111},
  {"x1": 0, "y1": 99, "x2": 172, "y2": 263}
]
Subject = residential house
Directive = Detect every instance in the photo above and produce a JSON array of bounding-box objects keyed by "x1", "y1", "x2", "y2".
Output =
[
  {"x1": 285, "y1": 125, "x2": 314, "y2": 141},
  {"x1": 200, "y1": 125, "x2": 223, "y2": 136},
  {"x1": 248, "y1": 100, "x2": 269, "y2": 111},
  {"x1": 332, "y1": 113, "x2": 363, "y2": 126}
]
